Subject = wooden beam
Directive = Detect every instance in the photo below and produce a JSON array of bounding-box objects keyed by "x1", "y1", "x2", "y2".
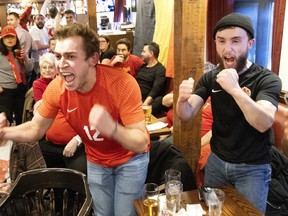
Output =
[
  {"x1": 87, "y1": 0, "x2": 97, "y2": 32},
  {"x1": 173, "y1": 0, "x2": 207, "y2": 172}
]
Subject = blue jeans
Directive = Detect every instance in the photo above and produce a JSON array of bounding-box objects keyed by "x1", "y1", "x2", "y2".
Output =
[
  {"x1": 204, "y1": 153, "x2": 271, "y2": 214},
  {"x1": 87, "y1": 152, "x2": 149, "y2": 216}
]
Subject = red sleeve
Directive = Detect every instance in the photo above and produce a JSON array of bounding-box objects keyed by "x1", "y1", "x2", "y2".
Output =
[
  {"x1": 20, "y1": 6, "x2": 32, "y2": 31},
  {"x1": 32, "y1": 80, "x2": 44, "y2": 102}
]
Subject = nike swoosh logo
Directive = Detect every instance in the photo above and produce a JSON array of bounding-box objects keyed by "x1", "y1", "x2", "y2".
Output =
[
  {"x1": 67, "y1": 107, "x2": 78, "y2": 113},
  {"x1": 212, "y1": 89, "x2": 222, "y2": 93}
]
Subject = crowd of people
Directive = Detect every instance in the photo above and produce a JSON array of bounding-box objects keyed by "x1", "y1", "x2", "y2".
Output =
[{"x1": 0, "y1": 3, "x2": 287, "y2": 216}]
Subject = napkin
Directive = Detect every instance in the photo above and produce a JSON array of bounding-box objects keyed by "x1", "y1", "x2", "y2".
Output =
[
  {"x1": 146, "y1": 122, "x2": 168, "y2": 131},
  {"x1": 186, "y1": 204, "x2": 206, "y2": 216},
  {"x1": 159, "y1": 193, "x2": 206, "y2": 216}
]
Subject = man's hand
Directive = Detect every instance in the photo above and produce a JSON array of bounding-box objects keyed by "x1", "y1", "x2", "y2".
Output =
[
  {"x1": 63, "y1": 138, "x2": 78, "y2": 157},
  {"x1": 111, "y1": 55, "x2": 124, "y2": 65},
  {"x1": 0, "y1": 182, "x2": 11, "y2": 195},
  {"x1": 0, "y1": 113, "x2": 8, "y2": 139},
  {"x1": 89, "y1": 105, "x2": 116, "y2": 138},
  {"x1": 178, "y1": 77, "x2": 194, "y2": 103},
  {"x1": 216, "y1": 69, "x2": 241, "y2": 95}
]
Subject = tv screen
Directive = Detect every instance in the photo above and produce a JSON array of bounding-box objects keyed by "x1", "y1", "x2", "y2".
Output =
[{"x1": 97, "y1": 0, "x2": 115, "y2": 13}]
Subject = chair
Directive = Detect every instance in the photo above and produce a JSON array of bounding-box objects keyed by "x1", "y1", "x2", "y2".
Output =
[
  {"x1": 22, "y1": 87, "x2": 34, "y2": 123},
  {"x1": 0, "y1": 168, "x2": 93, "y2": 216}
]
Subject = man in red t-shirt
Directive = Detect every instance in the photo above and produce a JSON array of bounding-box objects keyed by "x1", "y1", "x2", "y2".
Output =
[
  {"x1": 110, "y1": 38, "x2": 143, "y2": 77},
  {"x1": 0, "y1": 24, "x2": 149, "y2": 216}
]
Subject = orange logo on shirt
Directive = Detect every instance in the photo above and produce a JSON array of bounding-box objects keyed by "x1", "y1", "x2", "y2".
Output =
[
  {"x1": 122, "y1": 66, "x2": 131, "y2": 74},
  {"x1": 242, "y1": 86, "x2": 251, "y2": 97}
]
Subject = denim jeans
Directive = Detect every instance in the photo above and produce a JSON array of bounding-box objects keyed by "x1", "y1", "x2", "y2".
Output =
[
  {"x1": 204, "y1": 153, "x2": 271, "y2": 214},
  {"x1": 87, "y1": 152, "x2": 149, "y2": 216}
]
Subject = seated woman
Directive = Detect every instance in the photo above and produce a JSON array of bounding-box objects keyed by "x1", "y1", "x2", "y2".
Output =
[
  {"x1": 0, "y1": 105, "x2": 46, "y2": 196},
  {"x1": 99, "y1": 35, "x2": 116, "y2": 65},
  {"x1": 33, "y1": 52, "x2": 87, "y2": 175}
]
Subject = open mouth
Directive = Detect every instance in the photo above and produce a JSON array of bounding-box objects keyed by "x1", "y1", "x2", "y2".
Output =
[
  {"x1": 223, "y1": 56, "x2": 235, "y2": 67},
  {"x1": 61, "y1": 72, "x2": 75, "y2": 85}
]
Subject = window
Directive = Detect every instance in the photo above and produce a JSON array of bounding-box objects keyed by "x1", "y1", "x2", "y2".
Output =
[{"x1": 234, "y1": 0, "x2": 274, "y2": 69}]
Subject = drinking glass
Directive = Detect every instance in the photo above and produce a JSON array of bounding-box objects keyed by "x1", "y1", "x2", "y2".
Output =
[
  {"x1": 142, "y1": 105, "x2": 152, "y2": 124},
  {"x1": 207, "y1": 188, "x2": 225, "y2": 216},
  {"x1": 142, "y1": 183, "x2": 159, "y2": 216},
  {"x1": 165, "y1": 169, "x2": 181, "y2": 183},
  {"x1": 14, "y1": 49, "x2": 23, "y2": 58},
  {"x1": 165, "y1": 180, "x2": 183, "y2": 213}
]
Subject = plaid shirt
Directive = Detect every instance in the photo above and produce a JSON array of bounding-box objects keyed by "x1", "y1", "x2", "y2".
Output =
[{"x1": 9, "y1": 141, "x2": 46, "y2": 183}]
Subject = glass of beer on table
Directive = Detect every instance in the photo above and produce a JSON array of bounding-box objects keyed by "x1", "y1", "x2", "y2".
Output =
[
  {"x1": 142, "y1": 105, "x2": 152, "y2": 124},
  {"x1": 142, "y1": 183, "x2": 159, "y2": 216}
]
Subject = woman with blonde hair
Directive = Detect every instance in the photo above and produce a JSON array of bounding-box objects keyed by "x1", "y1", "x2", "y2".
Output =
[{"x1": 32, "y1": 52, "x2": 57, "y2": 101}]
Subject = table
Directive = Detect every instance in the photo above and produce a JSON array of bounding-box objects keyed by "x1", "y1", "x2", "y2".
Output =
[
  {"x1": 148, "y1": 115, "x2": 171, "y2": 138},
  {"x1": 134, "y1": 186, "x2": 263, "y2": 216}
]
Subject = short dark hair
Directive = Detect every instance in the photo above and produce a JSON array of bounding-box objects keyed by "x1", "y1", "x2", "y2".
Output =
[
  {"x1": 49, "y1": 6, "x2": 58, "y2": 19},
  {"x1": 8, "y1": 12, "x2": 20, "y2": 19},
  {"x1": 144, "y1": 42, "x2": 160, "y2": 58},
  {"x1": 116, "y1": 38, "x2": 132, "y2": 52},
  {"x1": 53, "y1": 23, "x2": 99, "y2": 59},
  {"x1": 64, "y1": 9, "x2": 76, "y2": 18}
]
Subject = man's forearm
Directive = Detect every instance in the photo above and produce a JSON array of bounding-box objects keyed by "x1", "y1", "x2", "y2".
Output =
[{"x1": 232, "y1": 89, "x2": 276, "y2": 132}]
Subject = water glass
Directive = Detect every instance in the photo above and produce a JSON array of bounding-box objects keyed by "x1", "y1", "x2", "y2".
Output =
[
  {"x1": 207, "y1": 188, "x2": 225, "y2": 216},
  {"x1": 165, "y1": 169, "x2": 181, "y2": 183},
  {"x1": 165, "y1": 180, "x2": 183, "y2": 213}
]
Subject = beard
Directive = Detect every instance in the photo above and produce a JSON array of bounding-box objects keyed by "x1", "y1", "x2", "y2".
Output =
[
  {"x1": 36, "y1": 23, "x2": 44, "y2": 29},
  {"x1": 142, "y1": 56, "x2": 150, "y2": 64},
  {"x1": 217, "y1": 51, "x2": 248, "y2": 73}
]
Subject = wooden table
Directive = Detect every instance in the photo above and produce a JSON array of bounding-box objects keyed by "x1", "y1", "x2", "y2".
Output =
[
  {"x1": 134, "y1": 186, "x2": 263, "y2": 216},
  {"x1": 148, "y1": 115, "x2": 172, "y2": 138}
]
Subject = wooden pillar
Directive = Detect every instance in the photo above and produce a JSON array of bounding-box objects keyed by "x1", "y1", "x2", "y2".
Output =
[
  {"x1": 87, "y1": 0, "x2": 97, "y2": 31},
  {"x1": 173, "y1": 0, "x2": 207, "y2": 172}
]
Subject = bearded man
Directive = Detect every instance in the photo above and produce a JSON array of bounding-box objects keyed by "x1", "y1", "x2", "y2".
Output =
[
  {"x1": 29, "y1": 14, "x2": 50, "y2": 75},
  {"x1": 176, "y1": 13, "x2": 282, "y2": 214}
]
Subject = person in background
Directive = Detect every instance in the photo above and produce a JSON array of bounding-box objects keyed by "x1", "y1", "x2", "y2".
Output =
[
  {"x1": 0, "y1": 23, "x2": 149, "y2": 216},
  {"x1": 136, "y1": 42, "x2": 167, "y2": 115},
  {"x1": 40, "y1": 0, "x2": 58, "y2": 37},
  {"x1": 33, "y1": 52, "x2": 87, "y2": 175},
  {"x1": 7, "y1": 12, "x2": 38, "y2": 88},
  {"x1": 7, "y1": 12, "x2": 38, "y2": 57},
  {"x1": 49, "y1": 37, "x2": 56, "y2": 53},
  {"x1": 0, "y1": 26, "x2": 34, "y2": 125},
  {"x1": 176, "y1": 13, "x2": 282, "y2": 213},
  {"x1": 110, "y1": 38, "x2": 143, "y2": 77},
  {"x1": 19, "y1": 2, "x2": 33, "y2": 31},
  {"x1": 32, "y1": 52, "x2": 57, "y2": 102},
  {"x1": 29, "y1": 14, "x2": 50, "y2": 75},
  {"x1": 99, "y1": 35, "x2": 116, "y2": 65},
  {"x1": 64, "y1": 9, "x2": 77, "y2": 25},
  {"x1": 55, "y1": 4, "x2": 76, "y2": 29},
  {"x1": 0, "y1": 105, "x2": 46, "y2": 196}
]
